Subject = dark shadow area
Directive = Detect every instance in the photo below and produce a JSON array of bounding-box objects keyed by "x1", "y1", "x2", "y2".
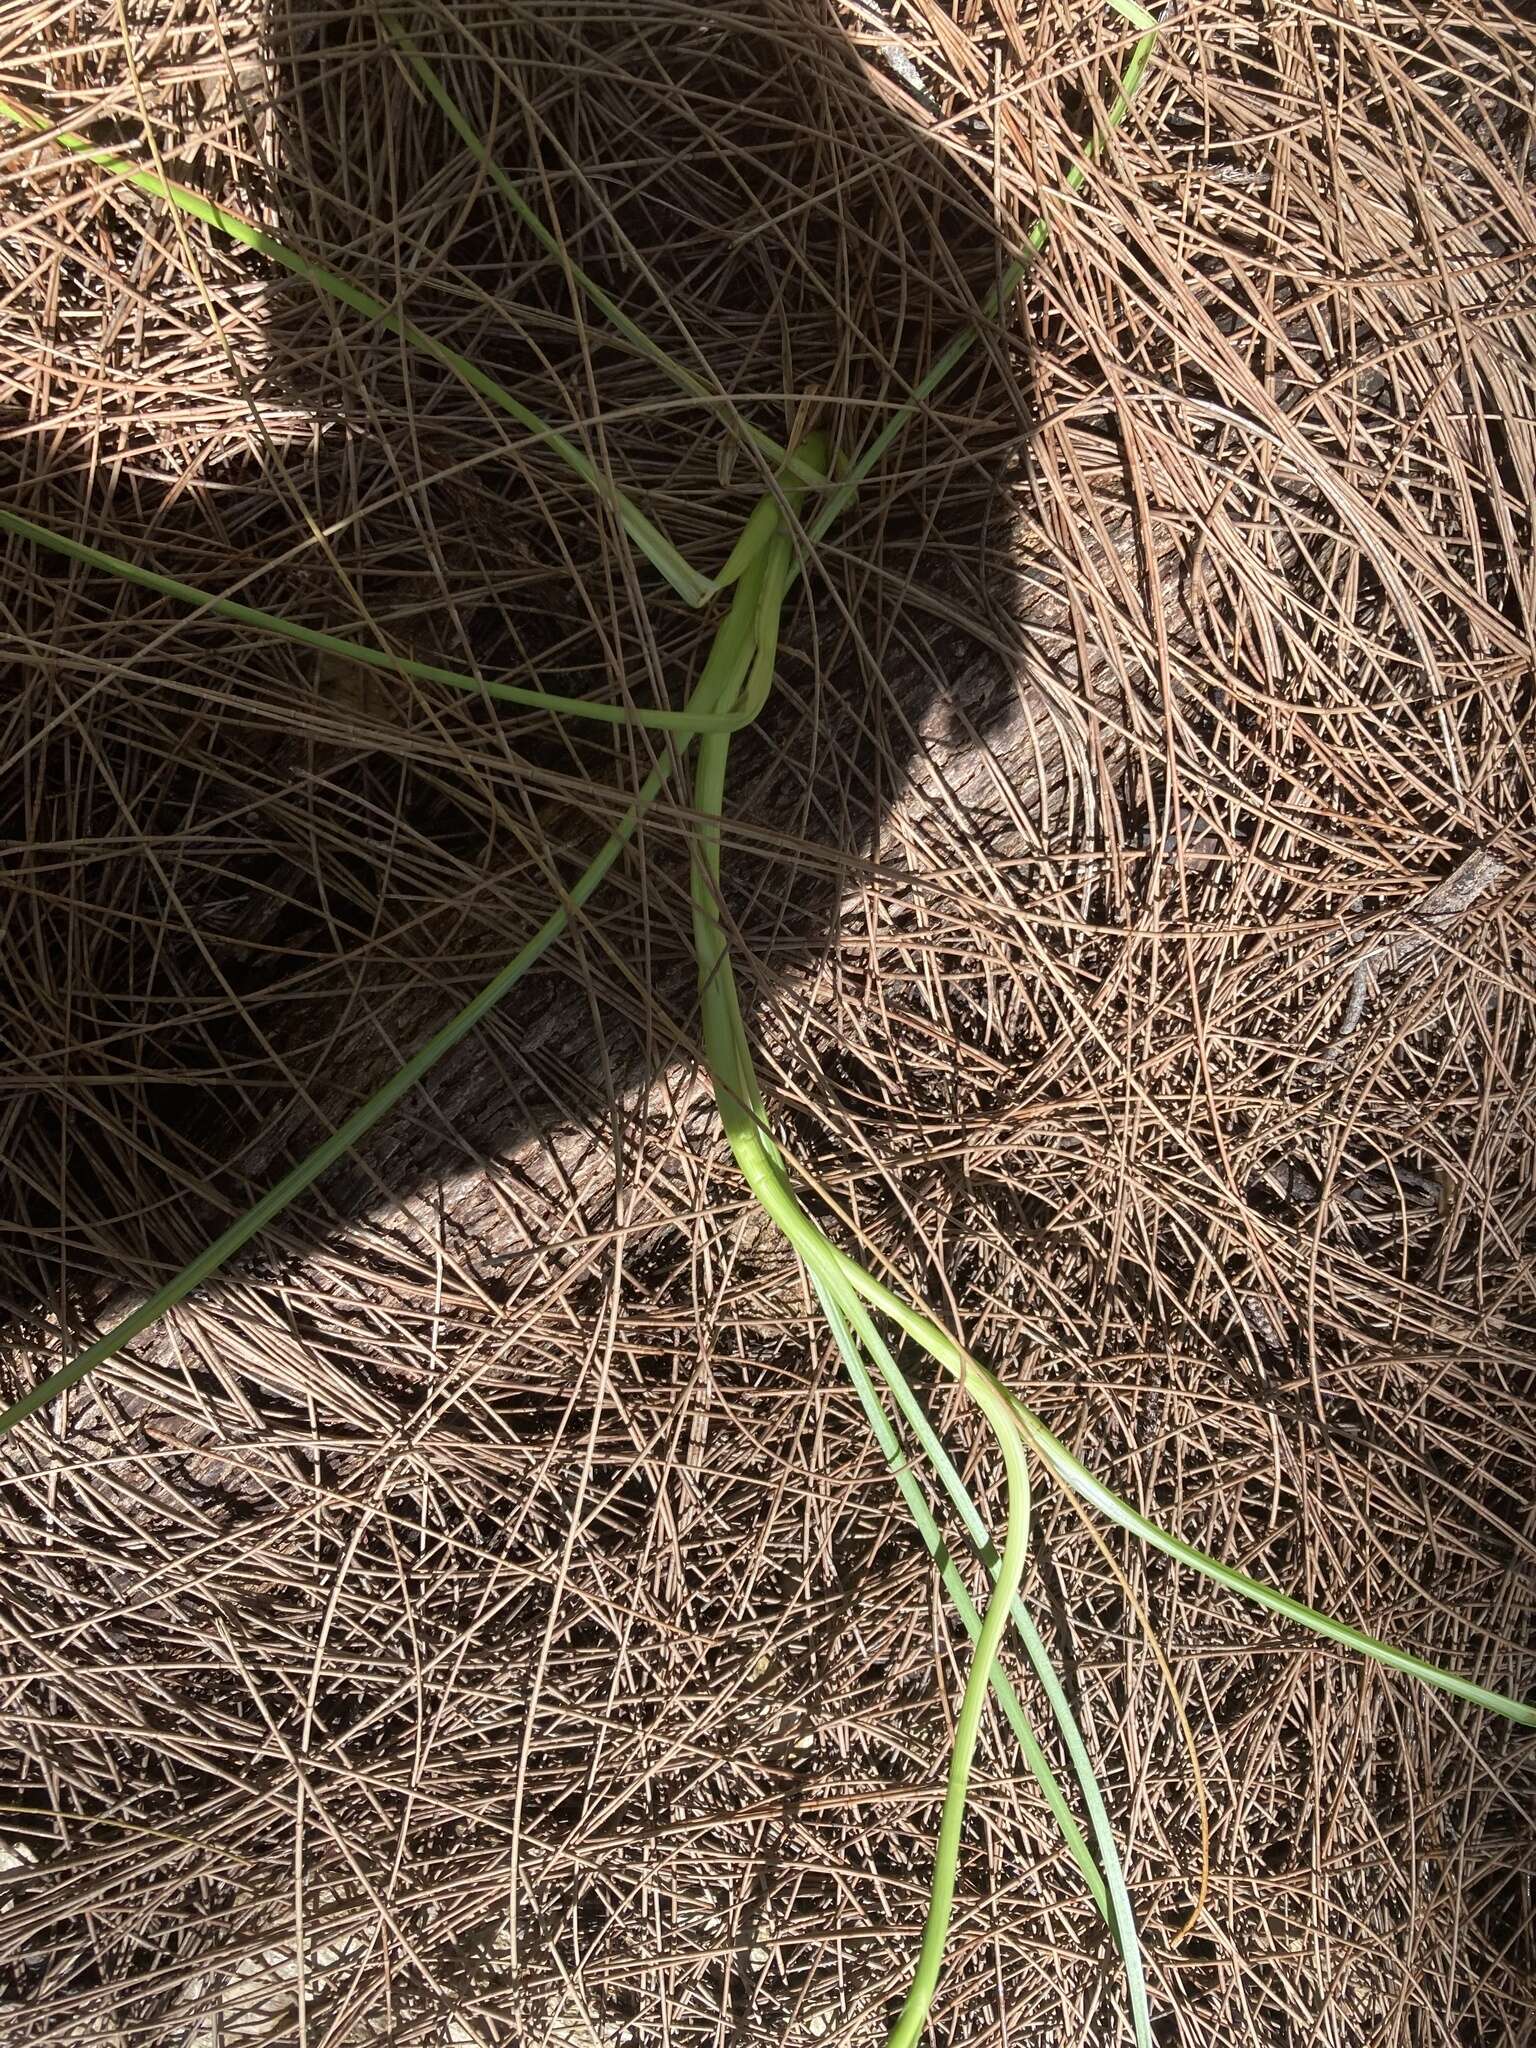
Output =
[{"x1": 1, "y1": 1, "x2": 1050, "y2": 1345}]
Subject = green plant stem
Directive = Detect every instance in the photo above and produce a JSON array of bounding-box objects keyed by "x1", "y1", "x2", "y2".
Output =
[
  {"x1": 0, "y1": 90, "x2": 709, "y2": 605},
  {"x1": 713, "y1": 897, "x2": 1147, "y2": 2025},
  {"x1": 0, "y1": 506, "x2": 757, "y2": 736},
  {"x1": 0, "y1": 507, "x2": 777, "y2": 1441},
  {"x1": 830, "y1": 1301, "x2": 1152, "y2": 2041},
  {"x1": 799, "y1": 0, "x2": 1160, "y2": 568},
  {"x1": 814, "y1": 1281, "x2": 1110, "y2": 1922},
  {"x1": 688, "y1": 437, "x2": 1038, "y2": 2044},
  {"x1": 771, "y1": 1200, "x2": 1533, "y2": 1731},
  {"x1": 1008, "y1": 1404, "x2": 1536, "y2": 1730},
  {"x1": 379, "y1": 11, "x2": 823, "y2": 490},
  {"x1": 684, "y1": 481, "x2": 1144, "y2": 2000}
]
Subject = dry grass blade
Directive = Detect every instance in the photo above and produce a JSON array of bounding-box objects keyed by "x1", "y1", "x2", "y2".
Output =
[{"x1": 1, "y1": 2, "x2": 1533, "y2": 2045}]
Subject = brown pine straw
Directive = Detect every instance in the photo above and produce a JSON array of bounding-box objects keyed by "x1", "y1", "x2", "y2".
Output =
[{"x1": 1, "y1": 1, "x2": 1532, "y2": 2043}]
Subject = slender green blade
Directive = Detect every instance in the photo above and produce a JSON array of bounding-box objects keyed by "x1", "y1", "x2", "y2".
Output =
[{"x1": 0, "y1": 91, "x2": 709, "y2": 604}]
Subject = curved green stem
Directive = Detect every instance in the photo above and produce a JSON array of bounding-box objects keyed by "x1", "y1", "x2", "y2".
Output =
[
  {"x1": 885, "y1": 1375, "x2": 1031, "y2": 2047},
  {"x1": 1008, "y1": 1402, "x2": 1536, "y2": 1730},
  {"x1": 0, "y1": 506, "x2": 759, "y2": 736},
  {"x1": 378, "y1": 11, "x2": 823, "y2": 491},
  {"x1": 0, "y1": 514, "x2": 773, "y2": 1441},
  {"x1": 684, "y1": 467, "x2": 1145, "y2": 2012},
  {"x1": 0, "y1": 90, "x2": 709, "y2": 605}
]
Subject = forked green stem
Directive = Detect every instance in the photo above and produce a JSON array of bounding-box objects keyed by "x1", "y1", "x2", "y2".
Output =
[
  {"x1": 686, "y1": 446, "x2": 1037, "y2": 2040},
  {"x1": 686, "y1": 450, "x2": 1530, "y2": 2048},
  {"x1": 831, "y1": 1299, "x2": 1152, "y2": 2033},
  {"x1": 816, "y1": 1284, "x2": 1111, "y2": 1924}
]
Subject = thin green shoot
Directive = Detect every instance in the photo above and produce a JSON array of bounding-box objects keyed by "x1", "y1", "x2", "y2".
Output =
[
  {"x1": 378, "y1": 12, "x2": 823, "y2": 491},
  {"x1": 1008, "y1": 1404, "x2": 1536, "y2": 1730},
  {"x1": 0, "y1": 89, "x2": 710, "y2": 605},
  {"x1": 802, "y1": 0, "x2": 1160, "y2": 564},
  {"x1": 0, "y1": 506, "x2": 762, "y2": 737}
]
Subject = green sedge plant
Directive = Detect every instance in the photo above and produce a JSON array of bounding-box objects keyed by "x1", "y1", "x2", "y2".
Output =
[{"x1": 1, "y1": 12, "x2": 1529, "y2": 2047}]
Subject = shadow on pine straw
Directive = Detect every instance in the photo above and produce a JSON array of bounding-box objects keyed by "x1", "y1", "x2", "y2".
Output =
[
  {"x1": 0, "y1": 2, "x2": 1533, "y2": 2045},
  {"x1": 0, "y1": 1, "x2": 1042, "y2": 1357}
]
